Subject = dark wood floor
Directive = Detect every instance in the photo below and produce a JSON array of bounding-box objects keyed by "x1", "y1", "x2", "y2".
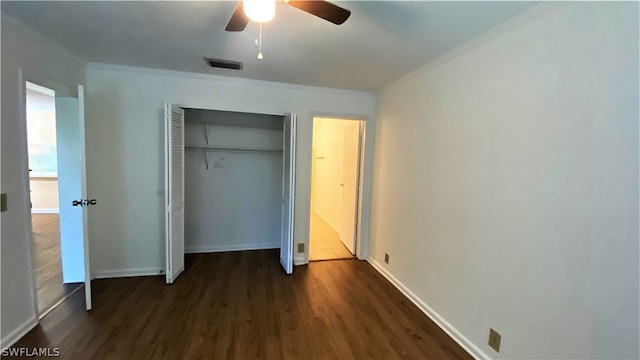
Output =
[
  {"x1": 31, "y1": 214, "x2": 82, "y2": 314},
  {"x1": 13, "y1": 250, "x2": 471, "y2": 360}
]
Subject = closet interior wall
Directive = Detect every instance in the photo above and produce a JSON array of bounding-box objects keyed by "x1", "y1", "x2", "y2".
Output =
[{"x1": 183, "y1": 109, "x2": 285, "y2": 253}]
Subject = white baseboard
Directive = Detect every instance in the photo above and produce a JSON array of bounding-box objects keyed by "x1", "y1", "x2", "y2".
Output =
[
  {"x1": 314, "y1": 210, "x2": 340, "y2": 234},
  {"x1": 367, "y1": 258, "x2": 489, "y2": 360},
  {"x1": 293, "y1": 254, "x2": 306, "y2": 266},
  {"x1": 1, "y1": 315, "x2": 38, "y2": 350},
  {"x1": 30, "y1": 209, "x2": 59, "y2": 214},
  {"x1": 95, "y1": 246, "x2": 282, "y2": 279},
  {"x1": 185, "y1": 243, "x2": 279, "y2": 254},
  {"x1": 94, "y1": 267, "x2": 164, "y2": 279}
]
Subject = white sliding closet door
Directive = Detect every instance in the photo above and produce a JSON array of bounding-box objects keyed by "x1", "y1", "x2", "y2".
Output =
[
  {"x1": 165, "y1": 103, "x2": 185, "y2": 284},
  {"x1": 280, "y1": 113, "x2": 297, "y2": 274}
]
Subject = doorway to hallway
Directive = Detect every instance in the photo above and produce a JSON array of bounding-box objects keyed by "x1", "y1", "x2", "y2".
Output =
[
  {"x1": 308, "y1": 117, "x2": 362, "y2": 261},
  {"x1": 25, "y1": 81, "x2": 87, "y2": 315}
]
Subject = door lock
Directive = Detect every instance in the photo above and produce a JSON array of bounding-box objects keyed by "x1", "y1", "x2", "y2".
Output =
[{"x1": 72, "y1": 199, "x2": 97, "y2": 207}]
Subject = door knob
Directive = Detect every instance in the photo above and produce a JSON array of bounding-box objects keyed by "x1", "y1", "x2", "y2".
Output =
[{"x1": 72, "y1": 199, "x2": 98, "y2": 207}]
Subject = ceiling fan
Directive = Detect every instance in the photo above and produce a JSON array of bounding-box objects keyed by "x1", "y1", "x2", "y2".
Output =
[{"x1": 225, "y1": 0, "x2": 351, "y2": 32}]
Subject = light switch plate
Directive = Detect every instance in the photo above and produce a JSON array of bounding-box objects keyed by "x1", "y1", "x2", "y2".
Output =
[{"x1": 0, "y1": 193, "x2": 7, "y2": 213}]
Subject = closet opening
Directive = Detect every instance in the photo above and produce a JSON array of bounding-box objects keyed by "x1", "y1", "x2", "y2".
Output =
[
  {"x1": 164, "y1": 106, "x2": 296, "y2": 283},
  {"x1": 308, "y1": 117, "x2": 363, "y2": 261}
]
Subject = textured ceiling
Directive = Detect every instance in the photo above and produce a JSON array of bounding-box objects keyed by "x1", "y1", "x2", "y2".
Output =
[{"x1": 1, "y1": 1, "x2": 537, "y2": 91}]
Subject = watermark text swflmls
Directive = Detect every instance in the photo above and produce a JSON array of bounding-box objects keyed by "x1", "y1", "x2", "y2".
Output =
[{"x1": 1, "y1": 347, "x2": 60, "y2": 357}]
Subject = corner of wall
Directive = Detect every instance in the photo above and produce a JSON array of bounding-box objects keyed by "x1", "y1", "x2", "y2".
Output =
[{"x1": 0, "y1": 315, "x2": 38, "y2": 351}]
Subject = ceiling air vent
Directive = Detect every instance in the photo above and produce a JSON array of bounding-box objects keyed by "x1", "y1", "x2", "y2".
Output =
[{"x1": 204, "y1": 57, "x2": 243, "y2": 70}]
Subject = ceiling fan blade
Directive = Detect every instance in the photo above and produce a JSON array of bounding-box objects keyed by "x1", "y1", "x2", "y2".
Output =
[
  {"x1": 225, "y1": 1, "x2": 249, "y2": 32},
  {"x1": 287, "y1": 0, "x2": 351, "y2": 25}
]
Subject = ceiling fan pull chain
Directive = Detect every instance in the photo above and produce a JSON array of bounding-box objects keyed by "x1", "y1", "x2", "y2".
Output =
[{"x1": 257, "y1": 23, "x2": 264, "y2": 60}]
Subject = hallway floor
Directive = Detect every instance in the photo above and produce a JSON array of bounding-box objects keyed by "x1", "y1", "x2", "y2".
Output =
[
  {"x1": 309, "y1": 213, "x2": 354, "y2": 261},
  {"x1": 32, "y1": 213, "x2": 82, "y2": 314}
]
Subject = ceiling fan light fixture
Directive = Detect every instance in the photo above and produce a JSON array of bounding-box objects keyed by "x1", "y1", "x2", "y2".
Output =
[{"x1": 243, "y1": 0, "x2": 276, "y2": 23}]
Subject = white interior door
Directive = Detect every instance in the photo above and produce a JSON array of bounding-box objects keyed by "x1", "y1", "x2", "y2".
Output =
[
  {"x1": 78, "y1": 85, "x2": 91, "y2": 311},
  {"x1": 340, "y1": 122, "x2": 361, "y2": 254},
  {"x1": 280, "y1": 113, "x2": 297, "y2": 274},
  {"x1": 54, "y1": 85, "x2": 91, "y2": 310},
  {"x1": 165, "y1": 103, "x2": 185, "y2": 284}
]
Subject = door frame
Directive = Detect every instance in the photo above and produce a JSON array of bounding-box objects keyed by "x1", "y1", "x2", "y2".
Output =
[
  {"x1": 18, "y1": 68, "x2": 91, "y2": 318},
  {"x1": 304, "y1": 112, "x2": 372, "y2": 263}
]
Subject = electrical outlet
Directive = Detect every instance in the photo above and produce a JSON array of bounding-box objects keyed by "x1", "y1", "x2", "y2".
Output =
[
  {"x1": 0, "y1": 193, "x2": 7, "y2": 213},
  {"x1": 297, "y1": 243, "x2": 305, "y2": 253},
  {"x1": 488, "y1": 328, "x2": 501, "y2": 353},
  {"x1": 384, "y1": 253, "x2": 389, "y2": 264}
]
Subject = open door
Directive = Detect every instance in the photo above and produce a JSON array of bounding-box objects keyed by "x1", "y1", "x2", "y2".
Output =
[
  {"x1": 165, "y1": 103, "x2": 185, "y2": 284},
  {"x1": 339, "y1": 122, "x2": 361, "y2": 255},
  {"x1": 78, "y1": 85, "x2": 91, "y2": 311},
  {"x1": 280, "y1": 113, "x2": 297, "y2": 274},
  {"x1": 54, "y1": 85, "x2": 92, "y2": 310}
]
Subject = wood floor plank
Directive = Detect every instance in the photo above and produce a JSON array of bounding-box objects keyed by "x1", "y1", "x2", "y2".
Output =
[
  {"x1": 31, "y1": 213, "x2": 83, "y2": 314},
  {"x1": 11, "y1": 250, "x2": 472, "y2": 360}
]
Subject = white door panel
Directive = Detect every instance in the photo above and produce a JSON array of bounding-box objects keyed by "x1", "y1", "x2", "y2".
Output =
[
  {"x1": 339, "y1": 122, "x2": 361, "y2": 254},
  {"x1": 165, "y1": 103, "x2": 185, "y2": 284},
  {"x1": 78, "y1": 85, "x2": 91, "y2": 310},
  {"x1": 280, "y1": 114, "x2": 296, "y2": 274},
  {"x1": 54, "y1": 84, "x2": 91, "y2": 310}
]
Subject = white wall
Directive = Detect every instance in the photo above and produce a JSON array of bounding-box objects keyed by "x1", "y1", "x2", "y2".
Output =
[
  {"x1": 184, "y1": 122, "x2": 284, "y2": 253},
  {"x1": 28, "y1": 178, "x2": 59, "y2": 211},
  {"x1": 1, "y1": 13, "x2": 87, "y2": 348},
  {"x1": 370, "y1": 3, "x2": 638, "y2": 359},
  {"x1": 85, "y1": 64, "x2": 376, "y2": 276},
  {"x1": 312, "y1": 119, "x2": 346, "y2": 230},
  {"x1": 26, "y1": 88, "x2": 59, "y2": 211},
  {"x1": 312, "y1": 118, "x2": 361, "y2": 235},
  {"x1": 185, "y1": 123, "x2": 283, "y2": 151}
]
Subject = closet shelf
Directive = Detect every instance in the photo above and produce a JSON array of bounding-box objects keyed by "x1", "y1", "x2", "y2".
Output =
[{"x1": 185, "y1": 146, "x2": 282, "y2": 154}]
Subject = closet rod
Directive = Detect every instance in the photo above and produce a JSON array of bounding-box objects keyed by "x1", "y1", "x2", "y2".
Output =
[{"x1": 185, "y1": 146, "x2": 282, "y2": 154}]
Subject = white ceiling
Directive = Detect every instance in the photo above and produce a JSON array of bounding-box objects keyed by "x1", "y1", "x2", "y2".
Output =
[{"x1": 1, "y1": 1, "x2": 537, "y2": 91}]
